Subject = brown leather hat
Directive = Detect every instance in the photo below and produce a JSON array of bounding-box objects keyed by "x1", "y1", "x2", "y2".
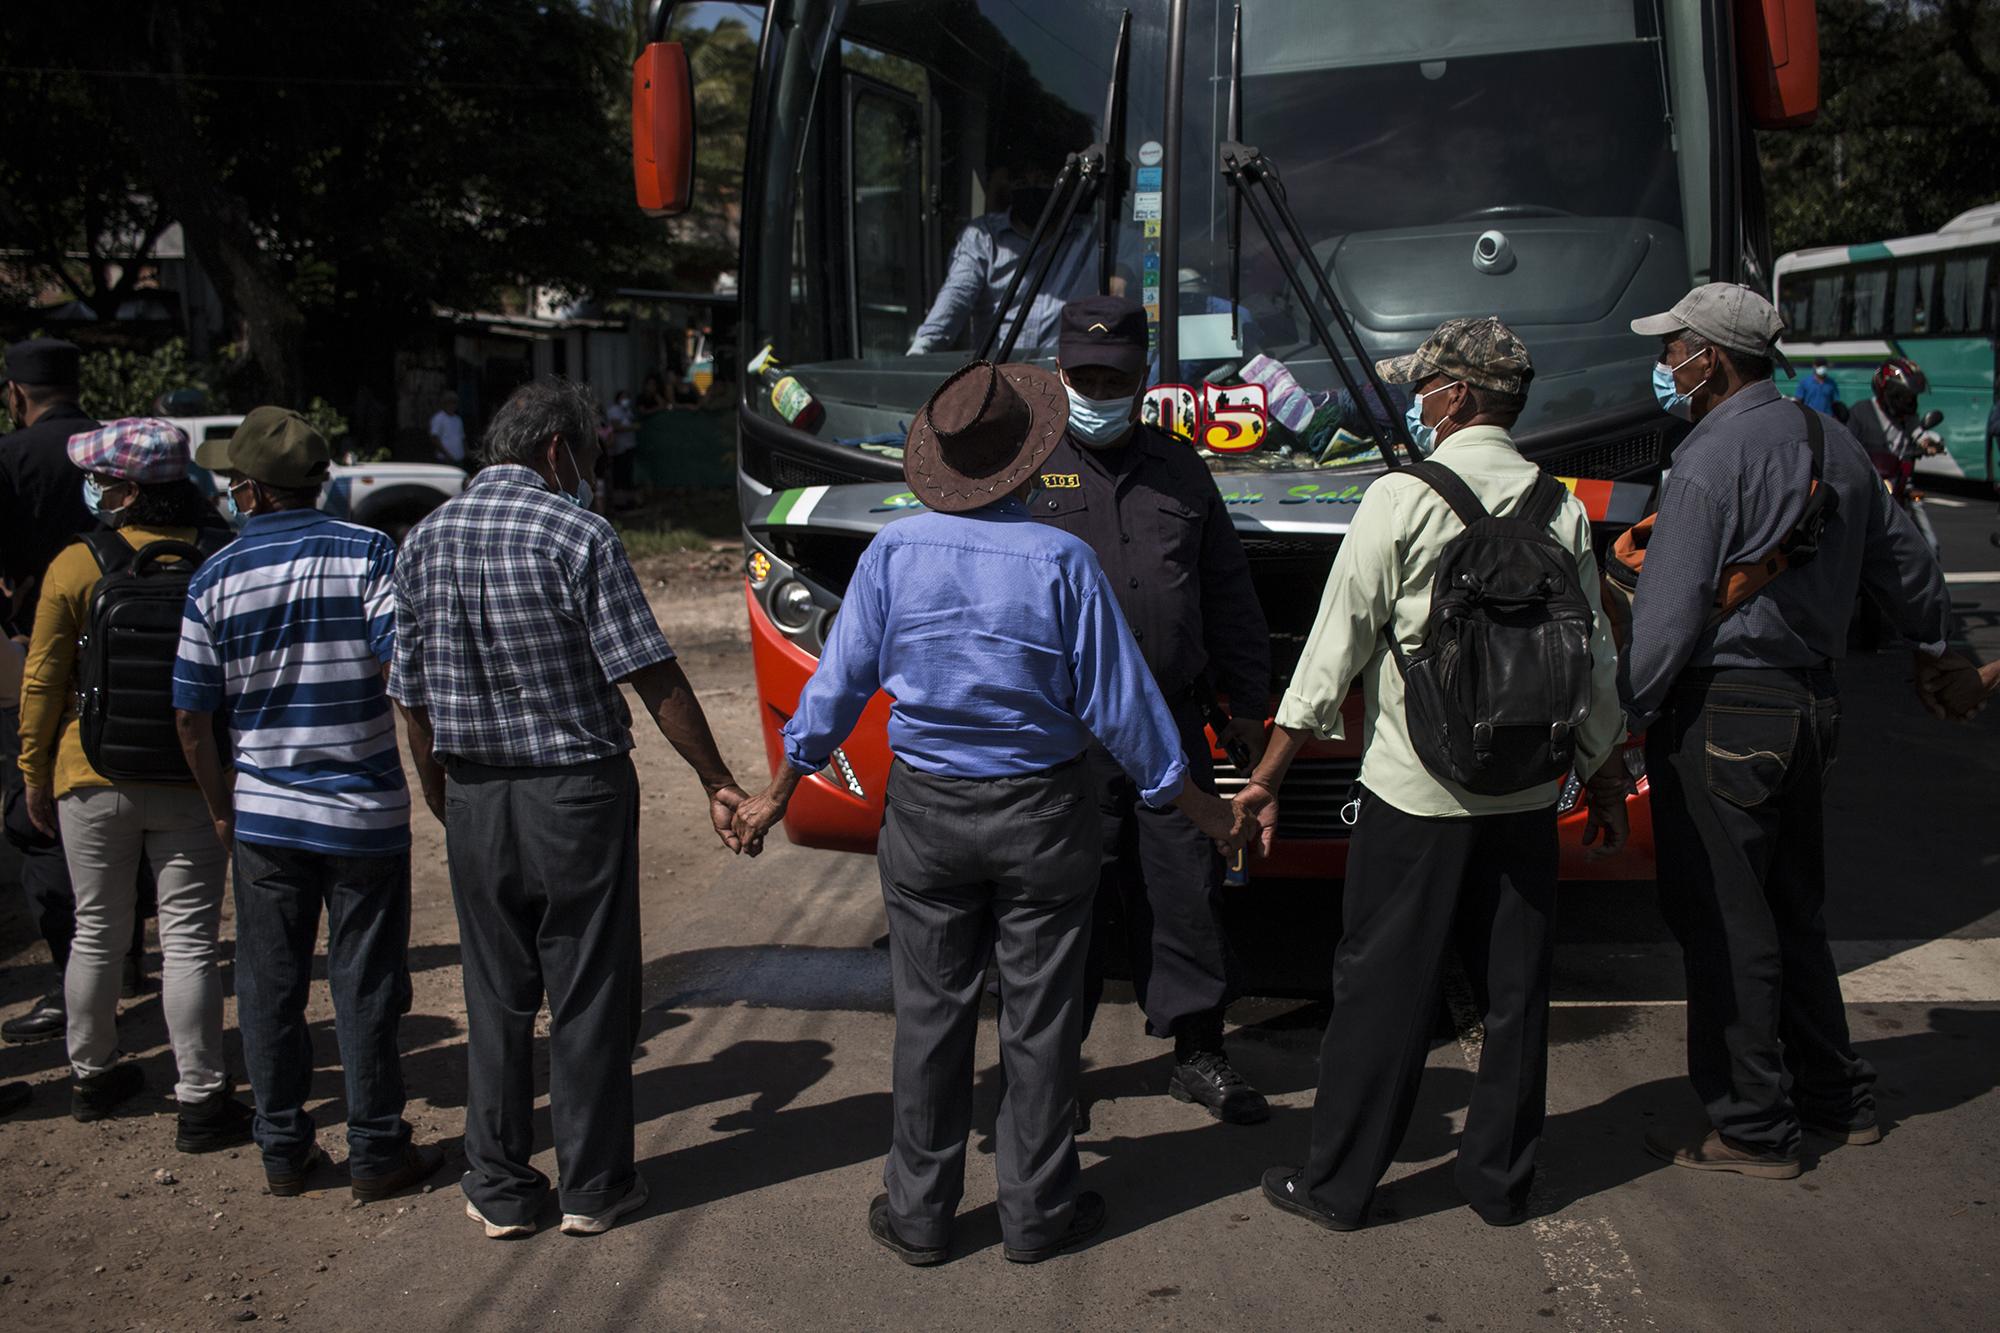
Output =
[{"x1": 903, "y1": 360, "x2": 1068, "y2": 513}]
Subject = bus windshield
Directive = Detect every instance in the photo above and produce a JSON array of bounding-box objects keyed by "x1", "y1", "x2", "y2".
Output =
[{"x1": 746, "y1": 0, "x2": 1718, "y2": 465}]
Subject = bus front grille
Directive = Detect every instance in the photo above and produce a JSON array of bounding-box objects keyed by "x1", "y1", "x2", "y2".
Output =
[
  {"x1": 1541, "y1": 429, "x2": 1662, "y2": 480},
  {"x1": 1211, "y1": 756, "x2": 1363, "y2": 839}
]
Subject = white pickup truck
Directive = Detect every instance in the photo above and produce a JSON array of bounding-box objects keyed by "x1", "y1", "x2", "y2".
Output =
[{"x1": 168, "y1": 415, "x2": 466, "y2": 543}]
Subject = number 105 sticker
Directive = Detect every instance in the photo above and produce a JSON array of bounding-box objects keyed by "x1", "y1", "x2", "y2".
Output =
[{"x1": 1142, "y1": 381, "x2": 1268, "y2": 453}]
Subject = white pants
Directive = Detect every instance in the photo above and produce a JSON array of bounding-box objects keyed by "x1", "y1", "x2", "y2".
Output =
[{"x1": 60, "y1": 786, "x2": 228, "y2": 1102}]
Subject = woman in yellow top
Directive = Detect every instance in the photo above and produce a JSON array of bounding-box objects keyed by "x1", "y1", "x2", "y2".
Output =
[{"x1": 18, "y1": 418, "x2": 251, "y2": 1146}]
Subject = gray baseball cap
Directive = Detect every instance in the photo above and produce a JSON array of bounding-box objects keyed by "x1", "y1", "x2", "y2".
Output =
[{"x1": 1631, "y1": 282, "x2": 1793, "y2": 374}]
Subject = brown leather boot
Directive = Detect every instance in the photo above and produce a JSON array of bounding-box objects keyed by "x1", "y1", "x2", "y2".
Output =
[{"x1": 1644, "y1": 1127, "x2": 1801, "y2": 1179}]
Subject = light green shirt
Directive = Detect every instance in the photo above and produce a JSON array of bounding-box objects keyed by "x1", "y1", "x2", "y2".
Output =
[{"x1": 1273, "y1": 425, "x2": 1622, "y2": 818}]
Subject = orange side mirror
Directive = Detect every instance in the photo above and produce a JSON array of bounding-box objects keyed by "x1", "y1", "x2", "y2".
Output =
[
  {"x1": 632, "y1": 41, "x2": 695, "y2": 216},
  {"x1": 1737, "y1": 0, "x2": 1820, "y2": 129}
]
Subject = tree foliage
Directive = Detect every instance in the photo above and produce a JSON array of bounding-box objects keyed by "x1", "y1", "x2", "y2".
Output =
[
  {"x1": 0, "y1": 1, "x2": 665, "y2": 407},
  {"x1": 1761, "y1": 0, "x2": 2000, "y2": 253}
]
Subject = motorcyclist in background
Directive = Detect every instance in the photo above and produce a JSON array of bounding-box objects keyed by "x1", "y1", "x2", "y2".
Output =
[{"x1": 1848, "y1": 357, "x2": 1945, "y2": 558}]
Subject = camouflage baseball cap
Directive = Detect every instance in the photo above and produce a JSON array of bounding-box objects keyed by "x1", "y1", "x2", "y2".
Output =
[
  {"x1": 1374, "y1": 316, "x2": 1534, "y2": 395},
  {"x1": 1630, "y1": 282, "x2": 1793, "y2": 374}
]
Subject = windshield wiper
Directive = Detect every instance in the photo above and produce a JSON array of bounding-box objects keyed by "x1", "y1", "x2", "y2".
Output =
[
  {"x1": 977, "y1": 10, "x2": 1132, "y2": 364},
  {"x1": 1226, "y1": 4, "x2": 1243, "y2": 346},
  {"x1": 1217, "y1": 5, "x2": 1415, "y2": 469},
  {"x1": 1217, "y1": 18, "x2": 1417, "y2": 470}
]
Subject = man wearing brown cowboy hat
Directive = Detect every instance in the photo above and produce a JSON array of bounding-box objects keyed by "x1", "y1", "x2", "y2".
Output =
[{"x1": 731, "y1": 359, "x2": 1246, "y2": 1266}]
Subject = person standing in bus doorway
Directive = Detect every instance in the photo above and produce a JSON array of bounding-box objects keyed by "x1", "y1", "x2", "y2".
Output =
[
  {"x1": 390, "y1": 378, "x2": 751, "y2": 1240},
  {"x1": 906, "y1": 158, "x2": 1097, "y2": 357},
  {"x1": 1794, "y1": 357, "x2": 1841, "y2": 416},
  {"x1": 1621, "y1": 283, "x2": 1980, "y2": 1180},
  {"x1": 729, "y1": 360, "x2": 1248, "y2": 1266},
  {"x1": 1234, "y1": 317, "x2": 1629, "y2": 1231},
  {"x1": 1031, "y1": 296, "x2": 1274, "y2": 1127}
]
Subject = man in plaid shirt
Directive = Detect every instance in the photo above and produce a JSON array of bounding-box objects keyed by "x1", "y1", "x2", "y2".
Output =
[{"x1": 390, "y1": 378, "x2": 749, "y2": 1240}]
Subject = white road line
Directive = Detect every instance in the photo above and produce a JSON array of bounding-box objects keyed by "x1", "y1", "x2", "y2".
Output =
[
  {"x1": 1442, "y1": 962, "x2": 1653, "y2": 1331},
  {"x1": 1922, "y1": 494, "x2": 1970, "y2": 509},
  {"x1": 1944, "y1": 570, "x2": 2000, "y2": 584},
  {"x1": 1551, "y1": 938, "x2": 2000, "y2": 1006}
]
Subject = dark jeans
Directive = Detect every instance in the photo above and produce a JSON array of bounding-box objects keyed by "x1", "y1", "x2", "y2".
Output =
[
  {"x1": 232, "y1": 838, "x2": 413, "y2": 1174},
  {"x1": 876, "y1": 757, "x2": 1098, "y2": 1253},
  {"x1": 444, "y1": 753, "x2": 641, "y2": 1223},
  {"x1": 1301, "y1": 792, "x2": 1558, "y2": 1224},
  {"x1": 1080, "y1": 700, "x2": 1230, "y2": 1042},
  {"x1": 1647, "y1": 667, "x2": 1871, "y2": 1157}
]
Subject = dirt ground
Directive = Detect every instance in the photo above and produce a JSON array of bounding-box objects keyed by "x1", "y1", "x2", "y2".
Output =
[{"x1": 0, "y1": 553, "x2": 757, "y2": 1332}]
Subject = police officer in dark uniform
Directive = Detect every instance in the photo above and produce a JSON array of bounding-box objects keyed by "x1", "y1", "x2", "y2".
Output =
[
  {"x1": 1, "y1": 338, "x2": 102, "y2": 1043},
  {"x1": 1032, "y1": 296, "x2": 1273, "y2": 1123}
]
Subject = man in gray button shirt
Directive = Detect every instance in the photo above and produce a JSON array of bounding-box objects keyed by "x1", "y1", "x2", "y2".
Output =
[{"x1": 1621, "y1": 283, "x2": 1983, "y2": 1181}]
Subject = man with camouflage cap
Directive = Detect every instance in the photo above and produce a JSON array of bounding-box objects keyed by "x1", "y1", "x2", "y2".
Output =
[
  {"x1": 1236, "y1": 316, "x2": 1627, "y2": 1231},
  {"x1": 1623, "y1": 283, "x2": 1964, "y2": 1179}
]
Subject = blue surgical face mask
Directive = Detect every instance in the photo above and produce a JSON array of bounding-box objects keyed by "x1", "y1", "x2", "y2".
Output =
[
  {"x1": 1404, "y1": 381, "x2": 1458, "y2": 455},
  {"x1": 1063, "y1": 380, "x2": 1139, "y2": 448},
  {"x1": 82, "y1": 476, "x2": 124, "y2": 523},
  {"x1": 560, "y1": 441, "x2": 593, "y2": 508},
  {"x1": 1652, "y1": 350, "x2": 1705, "y2": 420}
]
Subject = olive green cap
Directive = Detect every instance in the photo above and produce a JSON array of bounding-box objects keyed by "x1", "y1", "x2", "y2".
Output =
[{"x1": 195, "y1": 406, "x2": 331, "y2": 488}]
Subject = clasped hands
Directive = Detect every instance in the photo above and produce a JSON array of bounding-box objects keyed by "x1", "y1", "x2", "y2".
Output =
[{"x1": 1913, "y1": 649, "x2": 1995, "y2": 723}]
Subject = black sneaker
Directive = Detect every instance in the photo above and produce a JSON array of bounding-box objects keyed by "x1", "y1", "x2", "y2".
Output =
[
  {"x1": 868, "y1": 1193, "x2": 947, "y2": 1266},
  {"x1": 175, "y1": 1088, "x2": 255, "y2": 1153},
  {"x1": 1260, "y1": 1167, "x2": 1363, "y2": 1232},
  {"x1": 1169, "y1": 1050, "x2": 1271, "y2": 1125},
  {"x1": 265, "y1": 1144, "x2": 332, "y2": 1198},
  {"x1": 1002, "y1": 1190, "x2": 1106, "y2": 1264},
  {"x1": 351, "y1": 1143, "x2": 446, "y2": 1203},
  {"x1": 2, "y1": 992, "x2": 66, "y2": 1044},
  {"x1": 72, "y1": 1063, "x2": 145, "y2": 1122}
]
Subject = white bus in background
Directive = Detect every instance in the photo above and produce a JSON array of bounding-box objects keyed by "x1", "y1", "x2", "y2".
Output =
[{"x1": 1774, "y1": 202, "x2": 2000, "y2": 482}]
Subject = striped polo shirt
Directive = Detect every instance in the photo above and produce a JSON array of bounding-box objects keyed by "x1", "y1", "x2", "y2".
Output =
[{"x1": 173, "y1": 509, "x2": 410, "y2": 856}]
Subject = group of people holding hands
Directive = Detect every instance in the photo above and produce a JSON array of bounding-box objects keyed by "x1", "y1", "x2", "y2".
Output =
[{"x1": 0, "y1": 277, "x2": 1987, "y2": 1262}]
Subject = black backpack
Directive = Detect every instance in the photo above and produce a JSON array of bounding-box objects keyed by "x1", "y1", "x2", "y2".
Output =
[
  {"x1": 1386, "y1": 463, "x2": 1595, "y2": 796},
  {"x1": 76, "y1": 529, "x2": 231, "y2": 784}
]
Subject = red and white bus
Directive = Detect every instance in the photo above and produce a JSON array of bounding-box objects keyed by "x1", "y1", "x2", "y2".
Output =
[{"x1": 633, "y1": 0, "x2": 1822, "y2": 886}]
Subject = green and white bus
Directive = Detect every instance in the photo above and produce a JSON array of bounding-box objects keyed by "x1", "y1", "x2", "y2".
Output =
[{"x1": 1774, "y1": 202, "x2": 2000, "y2": 482}]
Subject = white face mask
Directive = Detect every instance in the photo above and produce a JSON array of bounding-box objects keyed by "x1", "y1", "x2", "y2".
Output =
[{"x1": 1063, "y1": 380, "x2": 1140, "y2": 447}]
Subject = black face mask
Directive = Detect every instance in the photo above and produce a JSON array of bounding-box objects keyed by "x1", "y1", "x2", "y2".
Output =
[{"x1": 1008, "y1": 186, "x2": 1053, "y2": 231}]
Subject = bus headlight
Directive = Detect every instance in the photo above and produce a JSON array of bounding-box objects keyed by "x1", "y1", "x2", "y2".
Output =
[{"x1": 771, "y1": 578, "x2": 817, "y2": 632}]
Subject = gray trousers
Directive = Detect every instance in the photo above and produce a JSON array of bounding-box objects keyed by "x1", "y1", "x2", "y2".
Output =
[
  {"x1": 443, "y1": 754, "x2": 641, "y2": 1223},
  {"x1": 876, "y1": 757, "x2": 1099, "y2": 1252},
  {"x1": 59, "y1": 786, "x2": 228, "y2": 1101}
]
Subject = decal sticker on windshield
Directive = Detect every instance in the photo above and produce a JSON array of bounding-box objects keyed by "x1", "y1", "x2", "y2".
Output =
[{"x1": 1201, "y1": 382, "x2": 1268, "y2": 454}]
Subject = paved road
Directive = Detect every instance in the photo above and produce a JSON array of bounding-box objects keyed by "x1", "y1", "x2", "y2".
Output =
[{"x1": 1, "y1": 495, "x2": 1994, "y2": 1331}]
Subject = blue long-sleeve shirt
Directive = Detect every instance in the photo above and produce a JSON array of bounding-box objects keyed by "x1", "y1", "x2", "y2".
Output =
[
  {"x1": 781, "y1": 499, "x2": 1188, "y2": 806},
  {"x1": 908, "y1": 214, "x2": 1096, "y2": 356}
]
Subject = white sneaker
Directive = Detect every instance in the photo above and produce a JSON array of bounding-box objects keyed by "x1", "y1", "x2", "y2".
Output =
[
  {"x1": 559, "y1": 1174, "x2": 649, "y2": 1236},
  {"x1": 465, "y1": 1198, "x2": 536, "y2": 1239}
]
